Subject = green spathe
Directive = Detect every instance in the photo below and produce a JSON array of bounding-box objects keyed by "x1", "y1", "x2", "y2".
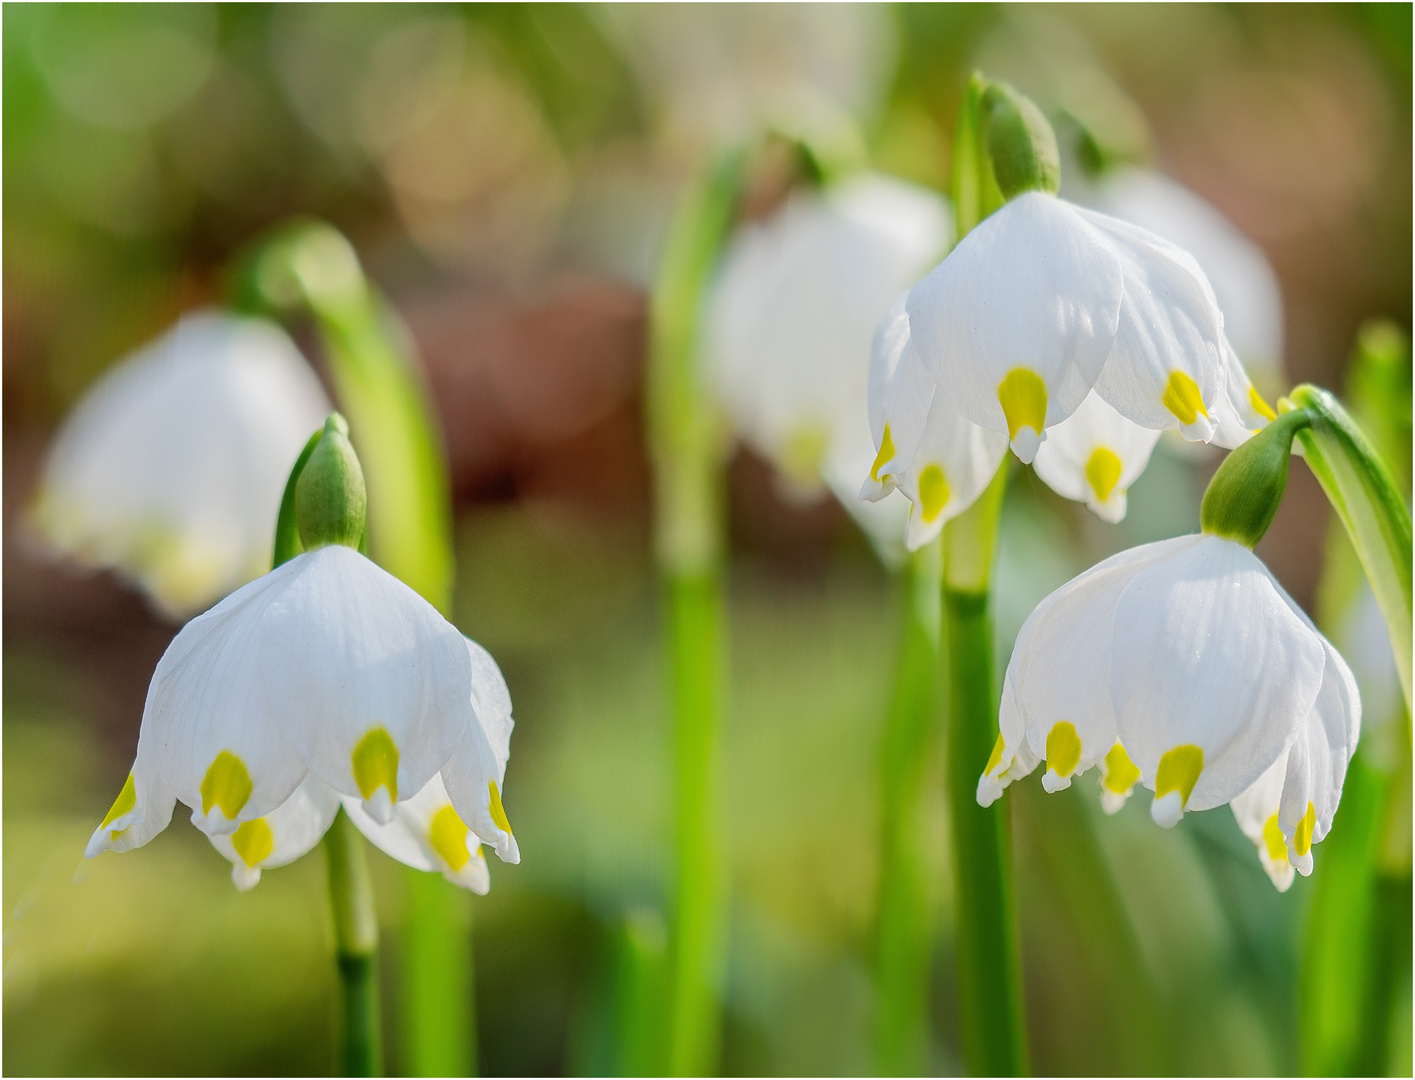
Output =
[
  {"x1": 982, "y1": 80, "x2": 1061, "y2": 201},
  {"x1": 1200, "y1": 409, "x2": 1312, "y2": 548},
  {"x1": 296, "y1": 413, "x2": 367, "y2": 551}
]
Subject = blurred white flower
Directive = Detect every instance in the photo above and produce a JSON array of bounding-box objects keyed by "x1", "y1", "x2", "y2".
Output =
[
  {"x1": 87, "y1": 547, "x2": 519, "y2": 890},
  {"x1": 705, "y1": 172, "x2": 950, "y2": 561},
  {"x1": 977, "y1": 533, "x2": 1359, "y2": 888},
  {"x1": 29, "y1": 310, "x2": 331, "y2": 618},
  {"x1": 1079, "y1": 167, "x2": 1284, "y2": 390}
]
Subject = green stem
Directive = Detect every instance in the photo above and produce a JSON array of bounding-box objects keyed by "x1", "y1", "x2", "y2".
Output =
[
  {"x1": 1288, "y1": 384, "x2": 1413, "y2": 712},
  {"x1": 942, "y1": 465, "x2": 1027, "y2": 1076},
  {"x1": 325, "y1": 809, "x2": 383, "y2": 1077},
  {"x1": 872, "y1": 539, "x2": 943, "y2": 1076},
  {"x1": 402, "y1": 872, "x2": 476, "y2": 1077},
  {"x1": 666, "y1": 568, "x2": 725, "y2": 1076},
  {"x1": 646, "y1": 153, "x2": 743, "y2": 1077}
]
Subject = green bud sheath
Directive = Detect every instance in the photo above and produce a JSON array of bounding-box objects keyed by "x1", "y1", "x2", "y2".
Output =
[
  {"x1": 296, "y1": 413, "x2": 368, "y2": 551},
  {"x1": 1201, "y1": 409, "x2": 1312, "y2": 548},
  {"x1": 982, "y1": 80, "x2": 1061, "y2": 200}
]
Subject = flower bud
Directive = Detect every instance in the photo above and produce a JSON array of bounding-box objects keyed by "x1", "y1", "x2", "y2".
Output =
[
  {"x1": 296, "y1": 414, "x2": 367, "y2": 551},
  {"x1": 982, "y1": 80, "x2": 1061, "y2": 200},
  {"x1": 1201, "y1": 407, "x2": 1312, "y2": 548}
]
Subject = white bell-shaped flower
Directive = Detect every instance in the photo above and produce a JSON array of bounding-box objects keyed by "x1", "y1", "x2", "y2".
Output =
[
  {"x1": 978, "y1": 533, "x2": 1360, "y2": 888},
  {"x1": 882, "y1": 191, "x2": 1265, "y2": 466},
  {"x1": 88, "y1": 420, "x2": 519, "y2": 890},
  {"x1": 704, "y1": 172, "x2": 951, "y2": 560},
  {"x1": 29, "y1": 310, "x2": 331, "y2": 618}
]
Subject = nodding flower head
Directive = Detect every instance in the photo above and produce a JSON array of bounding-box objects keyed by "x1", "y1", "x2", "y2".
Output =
[
  {"x1": 863, "y1": 189, "x2": 1276, "y2": 545},
  {"x1": 979, "y1": 533, "x2": 1359, "y2": 891},
  {"x1": 87, "y1": 548, "x2": 519, "y2": 892},
  {"x1": 29, "y1": 311, "x2": 331, "y2": 618}
]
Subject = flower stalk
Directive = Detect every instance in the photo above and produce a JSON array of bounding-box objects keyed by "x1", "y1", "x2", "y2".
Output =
[
  {"x1": 939, "y1": 73, "x2": 1028, "y2": 1077},
  {"x1": 872, "y1": 538, "x2": 943, "y2": 1076},
  {"x1": 942, "y1": 464, "x2": 1027, "y2": 1076},
  {"x1": 325, "y1": 807, "x2": 384, "y2": 1078},
  {"x1": 647, "y1": 151, "x2": 744, "y2": 1076},
  {"x1": 249, "y1": 225, "x2": 472, "y2": 1077}
]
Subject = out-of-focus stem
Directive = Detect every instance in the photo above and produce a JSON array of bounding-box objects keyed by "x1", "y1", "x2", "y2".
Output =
[
  {"x1": 325, "y1": 808, "x2": 384, "y2": 1077},
  {"x1": 403, "y1": 872, "x2": 476, "y2": 1076},
  {"x1": 872, "y1": 538, "x2": 943, "y2": 1075},
  {"x1": 646, "y1": 154, "x2": 743, "y2": 1077},
  {"x1": 942, "y1": 465, "x2": 1027, "y2": 1077}
]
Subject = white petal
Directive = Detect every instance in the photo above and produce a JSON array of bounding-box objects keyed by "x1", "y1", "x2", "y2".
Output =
[
  {"x1": 995, "y1": 539, "x2": 1177, "y2": 800},
  {"x1": 1076, "y1": 207, "x2": 1227, "y2": 441},
  {"x1": 260, "y1": 546, "x2": 474, "y2": 809},
  {"x1": 85, "y1": 766, "x2": 176, "y2": 858},
  {"x1": 906, "y1": 192, "x2": 1123, "y2": 435},
  {"x1": 1110, "y1": 536, "x2": 1327, "y2": 814},
  {"x1": 207, "y1": 774, "x2": 341, "y2": 890},
  {"x1": 1082, "y1": 168, "x2": 1283, "y2": 383},
  {"x1": 1275, "y1": 636, "x2": 1361, "y2": 876},
  {"x1": 822, "y1": 433, "x2": 909, "y2": 568},
  {"x1": 1032, "y1": 391, "x2": 1162, "y2": 522},
  {"x1": 29, "y1": 310, "x2": 330, "y2": 618},
  {"x1": 1211, "y1": 337, "x2": 1277, "y2": 450},
  {"x1": 862, "y1": 336, "x2": 936, "y2": 501},
  {"x1": 133, "y1": 561, "x2": 313, "y2": 834},
  {"x1": 443, "y1": 635, "x2": 519, "y2": 864},
  {"x1": 1229, "y1": 753, "x2": 1295, "y2": 891},
  {"x1": 887, "y1": 390, "x2": 1009, "y2": 550},
  {"x1": 466, "y1": 636, "x2": 514, "y2": 784},
  {"x1": 345, "y1": 772, "x2": 492, "y2": 894}
]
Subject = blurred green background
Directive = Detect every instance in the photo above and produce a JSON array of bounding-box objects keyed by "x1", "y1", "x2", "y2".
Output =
[{"x1": 4, "y1": 4, "x2": 1411, "y2": 1075}]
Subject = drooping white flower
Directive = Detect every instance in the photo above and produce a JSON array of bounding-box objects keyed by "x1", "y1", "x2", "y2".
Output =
[
  {"x1": 29, "y1": 310, "x2": 332, "y2": 618},
  {"x1": 864, "y1": 191, "x2": 1273, "y2": 538},
  {"x1": 978, "y1": 533, "x2": 1359, "y2": 888},
  {"x1": 87, "y1": 549, "x2": 519, "y2": 889},
  {"x1": 704, "y1": 172, "x2": 951, "y2": 559}
]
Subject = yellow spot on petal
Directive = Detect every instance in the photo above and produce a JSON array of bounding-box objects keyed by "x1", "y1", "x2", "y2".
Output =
[
  {"x1": 101, "y1": 773, "x2": 137, "y2": 829},
  {"x1": 869, "y1": 424, "x2": 896, "y2": 482},
  {"x1": 489, "y1": 781, "x2": 512, "y2": 836},
  {"x1": 1263, "y1": 813, "x2": 1288, "y2": 863},
  {"x1": 231, "y1": 818, "x2": 273, "y2": 867},
  {"x1": 997, "y1": 368, "x2": 1048, "y2": 443},
  {"x1": 1161, "y1": 371, "x2": 1208, "y2": 426},
  {"x1": 1155, "y1": 745, "x2": 1204, "y2": 808},
  {"x1": 1294, "y1": 801, "x2": 1316, "y2": 856},
  {"x1": 985, "y1": 733, "x2": 1005, "y2": 775},
  {"x1": 918, "y1": 464, "x2": 950, "y2": 522},
  {"x1": 1085, "y1": 447, "x2": 1123, "y2": 503},
  {"x1": 1045, "y1": 721, "x2": 1082, "y2": 777},
  {"x1": 1102, "y1": 743, "x2": 1141, "y2": 795},
  {"x1": 1249, "y1": 386, "x2": 1277, "y2": 422},
  {"x1": 201, "y1": 752, "x2": 253, "y2": 819},
  {"x1": 429, "y1": 804, "x2": 472, "y2": 871},
  {"x1": 352, "y1": 728, "x2": 399, "y2": 802}
]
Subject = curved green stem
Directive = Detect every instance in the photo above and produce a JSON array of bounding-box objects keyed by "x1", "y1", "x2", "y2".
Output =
[
  {"x1": 873, "y1": 539, "x2": 943, "y2": 1075},
  {"x1": 325, "y1": 809, "x2": 383, "y2": 1077},
  {"x1": 1288, "y1": 384, "x2": 1412, "y2": 712},
  {"x1": 943, "y1": 465, "x2": 1027, "y2": 1076}
]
